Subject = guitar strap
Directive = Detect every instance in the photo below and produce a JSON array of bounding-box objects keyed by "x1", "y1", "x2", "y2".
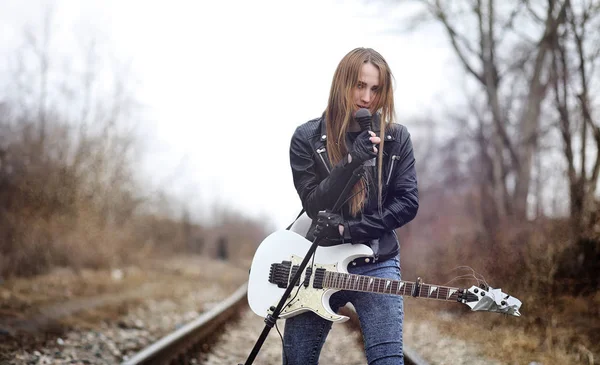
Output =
[{"x1": 285, "y1": 209, "x2": 305, "y2": 231}]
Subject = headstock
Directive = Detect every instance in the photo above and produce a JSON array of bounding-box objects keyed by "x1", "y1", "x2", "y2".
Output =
[{"x1": 458, "y1": 284, "x2": 522, "y2": 317}]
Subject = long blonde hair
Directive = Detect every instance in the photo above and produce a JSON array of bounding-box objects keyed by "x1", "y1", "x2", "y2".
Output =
[{"x1": 324, "y1": 48, "x2": 395, "y2": 216}]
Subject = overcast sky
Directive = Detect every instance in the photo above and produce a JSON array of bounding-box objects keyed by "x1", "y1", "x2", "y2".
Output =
[{"x1": 0, "y1": 0, "x2": 462, "y2": 229}]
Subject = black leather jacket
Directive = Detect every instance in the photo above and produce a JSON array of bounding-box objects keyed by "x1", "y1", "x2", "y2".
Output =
[{"x1": 289, "y1": 114, "x2": 419, "y2": 262}]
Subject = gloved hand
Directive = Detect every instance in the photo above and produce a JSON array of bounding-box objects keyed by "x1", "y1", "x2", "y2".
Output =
[
  {"x1": 313, "y1": 210, "x2": 344, "y2": 239},
  {"x1": 349, "y1": 130, "x2": 377, "y2": 165}
]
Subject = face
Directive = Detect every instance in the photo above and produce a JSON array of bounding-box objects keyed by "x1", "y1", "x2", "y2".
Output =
[{"x1": 353, "y1": 62, "x2": 380, "y2": 114}]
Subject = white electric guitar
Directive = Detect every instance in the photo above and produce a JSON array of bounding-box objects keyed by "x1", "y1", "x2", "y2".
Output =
[{"x1": 248, "y1": 228, "x2": 522, "y2": 323}]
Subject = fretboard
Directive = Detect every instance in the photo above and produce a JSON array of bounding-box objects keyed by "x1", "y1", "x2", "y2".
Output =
[{"x1": 323, "y1": 271, "x2": 461, "y2": 302}]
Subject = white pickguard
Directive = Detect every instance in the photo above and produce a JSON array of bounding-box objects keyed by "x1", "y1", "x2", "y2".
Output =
[{"x1": 247, "y1": 230, "x2": 373, "y2": 323}]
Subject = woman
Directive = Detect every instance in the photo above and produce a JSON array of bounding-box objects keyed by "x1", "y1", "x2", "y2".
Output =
[{"x1": 287, "y1": 48, "x2": 419, "y2": 365}]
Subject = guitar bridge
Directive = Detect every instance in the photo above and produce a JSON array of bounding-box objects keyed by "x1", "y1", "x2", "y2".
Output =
[{"x1": 269, "y1": 261, "x2": 292, "y2": 288}]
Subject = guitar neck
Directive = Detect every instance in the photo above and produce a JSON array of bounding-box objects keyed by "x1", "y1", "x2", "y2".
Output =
[{"x1": 322, "y1": 271, "x2": 461, "y2": 302}]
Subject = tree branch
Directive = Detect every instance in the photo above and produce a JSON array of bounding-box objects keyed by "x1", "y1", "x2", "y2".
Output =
[
  {"x1": 475, "y1": 0, "x2": 521, "y2": 169},
  {"x1": 525, "y1": 0, "x2": 546, "y2": 23},
  {"x1": 433, "y1": 0, "x2": 486, "y2": 84}
]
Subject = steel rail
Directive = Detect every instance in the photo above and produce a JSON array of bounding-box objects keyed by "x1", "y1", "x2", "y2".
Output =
[
  {"x1": 121, "y1": 283, "x2": 248, "y2": 365},
  {"x1": 123, "y1": 282, "x2": 429, "y2": 365}
]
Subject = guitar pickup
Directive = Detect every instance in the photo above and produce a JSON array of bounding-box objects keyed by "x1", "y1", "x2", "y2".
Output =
[
  {"x1": 313, "y1": 268, "x2": 326, "y2": 289},
  {"x1": 290, "y1": 265, "x2": 301, "y2": 286},
  {"x1": 289, "y1": 265, "x2": 313, "y2": 287},
  {"x1": 303, "y1": 267, "x2": 312, "y2": 287}
]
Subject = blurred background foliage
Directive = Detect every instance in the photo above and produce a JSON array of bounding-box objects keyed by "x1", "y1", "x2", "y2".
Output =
[{"x1": 0, "y1": 8, "x2": 269, "y2": 277}]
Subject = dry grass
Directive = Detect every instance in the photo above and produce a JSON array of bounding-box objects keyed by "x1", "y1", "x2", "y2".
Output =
[
  {"x1": 399, "y1": 190, "x2": 599, "y2": 364},
  {"x1": 406, "y1": 298, "x2": 597, "y2": 365}
]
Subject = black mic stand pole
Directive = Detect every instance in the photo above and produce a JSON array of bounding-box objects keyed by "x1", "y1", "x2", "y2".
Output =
[{"x1": 239, "y1": 166, "x2": 364, "y2": 365}]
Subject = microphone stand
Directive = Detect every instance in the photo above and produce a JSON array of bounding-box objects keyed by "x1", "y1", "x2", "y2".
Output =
[{"x1": 239, "y1": 165, "x2": 364, "y2": 365}]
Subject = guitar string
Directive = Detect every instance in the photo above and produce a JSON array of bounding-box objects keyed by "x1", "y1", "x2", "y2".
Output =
[
  {"x1": 454, "y1": 265, "x2": 489, "y2": 287},
  {"x1": 332, "y1": 272, "x2": 467, "y2": 302},
  {"x1": 442, "y1": 266, "x2": 490, "y2": 289}
]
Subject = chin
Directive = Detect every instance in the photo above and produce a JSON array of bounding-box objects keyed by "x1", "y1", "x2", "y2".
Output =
[{"x1": 354, "y1": 106, "x2": 371, "y2": 114}]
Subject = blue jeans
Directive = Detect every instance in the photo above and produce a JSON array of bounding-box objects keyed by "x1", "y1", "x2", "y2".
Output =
[{"x1": 283, "y1": 256, "x2": 404, "y2": 365}]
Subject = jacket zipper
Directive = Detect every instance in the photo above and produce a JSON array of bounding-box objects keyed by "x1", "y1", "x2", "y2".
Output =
[
  {"x1": 386, "y1": 155, "x2": 398, "y2": 186},
  {"x1": 316, "y1": 147, "x2": 331, "y2": 174}
]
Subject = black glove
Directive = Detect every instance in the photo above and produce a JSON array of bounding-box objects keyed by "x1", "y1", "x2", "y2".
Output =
[
  {"x1": 349, "y1": 130, "x2": 377, "y2": 165},
  {"x1": 313, "y1": 210, "x2": 344, "y2": 239}
]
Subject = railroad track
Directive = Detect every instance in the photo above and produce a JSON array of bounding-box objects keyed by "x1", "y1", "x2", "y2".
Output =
[{"x1": 122, "y1": 283, "x2": 429, "y2": 365}]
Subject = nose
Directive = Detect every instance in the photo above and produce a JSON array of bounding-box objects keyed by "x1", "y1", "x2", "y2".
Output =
[{"x1": 361, "y1": 89, "x2": 372, "y2": 105}]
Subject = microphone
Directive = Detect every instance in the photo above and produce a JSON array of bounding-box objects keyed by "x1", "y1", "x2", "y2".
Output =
[
  {"x1": 355, "y1": 108, "x2": 372, "y2": 131},
  {"x1": 354, "y1": 108, "x2": 375, "y2": 166}
]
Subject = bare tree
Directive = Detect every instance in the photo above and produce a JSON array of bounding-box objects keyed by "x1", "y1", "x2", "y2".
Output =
[
  {"x1": 404, "y1": 0, "x2": 569, "y2": 224},
  {"x1": 550, "y1": 0, "x2": 600, "y2": 238}
]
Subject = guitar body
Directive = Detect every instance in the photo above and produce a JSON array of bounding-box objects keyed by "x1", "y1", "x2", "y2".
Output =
[{"x1": 247, "y1": 230, "x2": 373, "y2": 323}]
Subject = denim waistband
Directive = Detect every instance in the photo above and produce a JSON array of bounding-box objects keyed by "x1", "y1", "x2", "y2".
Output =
[{"x1": 349, "y1": 253, "x2": 397, "y2": 268}]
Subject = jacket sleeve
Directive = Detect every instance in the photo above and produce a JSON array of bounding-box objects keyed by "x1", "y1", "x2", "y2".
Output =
[
  {"x1": 289, "y1": 125, "x2": 361, "y2": 219},
  {"x1": 344, "y1": 126, "x2": 419, "y2": 241}
]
